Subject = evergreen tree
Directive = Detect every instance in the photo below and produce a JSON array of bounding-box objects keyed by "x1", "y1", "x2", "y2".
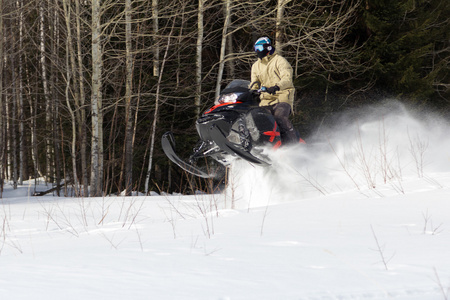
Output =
[{"x1": 362, "y1": 0, "x2": 449, "y2": 103}]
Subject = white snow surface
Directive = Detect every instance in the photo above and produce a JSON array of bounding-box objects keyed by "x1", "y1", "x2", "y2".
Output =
[{"x1": 1, "y1": 102, "x2": 450, "y2": 300}]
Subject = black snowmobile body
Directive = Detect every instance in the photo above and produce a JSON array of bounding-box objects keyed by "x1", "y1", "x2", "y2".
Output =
[{"x1": 162, "y1": 79, "x2": 304, "y2": 178}]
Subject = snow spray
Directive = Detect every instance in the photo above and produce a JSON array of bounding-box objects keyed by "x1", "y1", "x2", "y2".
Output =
[{"x1": 225, "y1": 100, "x2": 450, "y2": 209}]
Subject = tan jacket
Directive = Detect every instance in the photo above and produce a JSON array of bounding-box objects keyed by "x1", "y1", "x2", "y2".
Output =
[{"x1": 250, "y1": 52, "x2": 295, "y2": 110}]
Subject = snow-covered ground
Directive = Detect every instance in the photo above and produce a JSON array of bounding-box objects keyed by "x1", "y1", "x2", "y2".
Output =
[{"x1": 1, "y1": 102, "x2": 450, "y2": 300}]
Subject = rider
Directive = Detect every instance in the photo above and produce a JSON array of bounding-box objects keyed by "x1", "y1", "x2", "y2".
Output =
[{"x1": 250, "y1": 36, "x2": 298, "y2": 144}]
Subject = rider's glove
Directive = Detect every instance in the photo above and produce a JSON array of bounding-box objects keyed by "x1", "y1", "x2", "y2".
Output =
[{"x1": 266, "y1": 85, "x2": 280, "y2": 95}]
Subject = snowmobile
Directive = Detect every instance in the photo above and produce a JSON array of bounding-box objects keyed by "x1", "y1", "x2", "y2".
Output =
[{"x1": 161, "y1": 79, "x2": 305, "y2": 178}]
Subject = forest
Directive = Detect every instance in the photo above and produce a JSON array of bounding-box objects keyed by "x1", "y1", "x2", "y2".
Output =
[{"x1": 0, "y1": 0, "x2": 448, "y2": 197}]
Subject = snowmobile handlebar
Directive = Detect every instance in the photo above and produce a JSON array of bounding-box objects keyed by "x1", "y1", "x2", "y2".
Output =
[
  {"x1": 249, "y1": 82, "x2": 270, "y2": 94},
  {"x1": 257, "y1": 86, "x2": 268, "y2": 93}
]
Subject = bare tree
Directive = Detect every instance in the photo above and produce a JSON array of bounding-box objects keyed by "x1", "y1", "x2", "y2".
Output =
[
  {"x1": 17, "y1": 0, "x2": 26, "y2": 185},
  {"x1": 90, "y1": 0, "x2": 104, "y2": 197},
  {"x1": 39, "y1": 0, "x2": 53, "y2": 184},
  {"x1": 9, "y1": 14, "x2": 18, "y2": 189},
  {"x1": 145, "y1": 18, "x2": 176, "y2": 195},
  {"x1": 152, "y1": 0, "x2": 160, "y2": 77},
  {"x1": 62, "y1": 0, "x2": 81, "y2": 195},
  {"x1": 215, "y1": 0, "x2": 232, "y2": 99},
  {"x1": 0, "y1": 0, "x2": 3, "y2": 195},
  {"x1": 123, "y1": 0, "x2": 134, "y2": 196},
  {"x1": 195, "y1": 0, "x2": 205, "y2": 116},
  {"x1": 275, "y1": 0, "x2": 289, "y2": 52},
  {"x1": 51, "y1": 0, "x2": 62, "y2": 195},
  {"x1": 285, "y1": 0, "x2": 369, "y2": 86},
  {"x1": 75, "y1": 0, "x2": 89, "y2": 197}
]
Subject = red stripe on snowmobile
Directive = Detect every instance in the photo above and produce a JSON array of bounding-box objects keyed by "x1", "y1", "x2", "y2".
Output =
[
  {"x1": 263, "y1": 123, "x2": 280, "y2": 142},
  {"x1": 273, "y1": 140, "x2": 282, "y2": 150},
  {"x1": 204, "y1": 102, "x2": 243, "y2": 114}
]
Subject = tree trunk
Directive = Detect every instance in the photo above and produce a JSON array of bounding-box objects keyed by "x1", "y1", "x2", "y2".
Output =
[
  {"x1": 51, "y1": 0, "x2": 61, "y2": 195},
  {"x1": 64, "y1": 43, "x2": 79, "y2": 195},
  {"x1": 215, "y1": 0, "x2": 232, "y2": 99},
  {"x1": 0, "y1": 0, "x2": 3, "y2": 195},
  {"x1": 226, "y1": 34, "x2": 235, "y2": 79},
  {"x1": 40, "y1": 0, "x2": 53, "y2": 184},
  {"x1": 75, "y1": 0, "x2": 89, "y2": 197},
  {"x1": 152, "y1": 0, "x2": 159, "y2": 77},
  {"x1": 18, "y1": 0, "x2": 26, "y2": 185},
  {"x1": 123, "y1": 0, "x2": 134, "y2": 196},
  {"x1": 27, "y1": 66, "x2": 41, "y2": 184},
  {"x1": 91, "y1": 0, "x2": 103, "y2": 197},
  {"x1": 10, "y1": 19, "x2": 18, "y2": 189},
  {"x1": 195, "y1": 0, "x2": 205, "y2": 116},
  {"x1": 275, "y1": 0, "x2": 289, "y2": 52},
  {"x1": 62, "y1": 0, "x2": 80, "y2": 195},
  {"x1": 145, "y1": 24, "x2": 174, "y2": 195}
]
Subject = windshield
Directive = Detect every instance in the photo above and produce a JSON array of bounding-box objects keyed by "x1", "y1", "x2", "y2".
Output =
[
  {"x1": 224, "y1": 79, "x2": 251, "y2": 90},
  {"x1": 220, "y1": 80, "x2": 251, "y2": 95}
]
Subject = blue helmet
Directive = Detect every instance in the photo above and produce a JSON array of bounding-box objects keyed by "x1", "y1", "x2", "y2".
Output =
[{"x1": 254, "y1": 37, "x2": 274, "y2": 59}]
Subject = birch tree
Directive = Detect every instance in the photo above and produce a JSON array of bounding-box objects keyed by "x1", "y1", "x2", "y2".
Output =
[
  {"x1": 123, "y1": 0, "x2": 134, "y2": 196},
  {"x1": 195, "y1": 0, "x2": 205, "y2": 116},
  {"x1": 91, "y1": 0, "x2": 104, "y2": 197},
  {"x1": 62, "y1": 0, "x2": 81, "y2": 195},
  {"x1": 275, "y1": 0, "x2": 289, "y2": 53},
  {"x1": 39, "y1": 0, "x2": 53, "y2": 184},
  {"x1": 17, "y1": 0, "x2": 26, "y2": 185},
  {"x1": 152, "y1": 0, "x2": 159, "y2": 77},
  {"x1": 0, "y1": 0, "x2": 3, "y2": 194},
  {"x1": 75, "y1": 0, "x2": 89, "y2": 197},
  {"x1": 215, "y1": 0, "x2": 232, "y2": 99},
  {"x1": 9, "y1": 15, "x2": 18, "y2": 189},
  {"x1": 51, "y1": 0, "x2": 62, "y2": 194}
]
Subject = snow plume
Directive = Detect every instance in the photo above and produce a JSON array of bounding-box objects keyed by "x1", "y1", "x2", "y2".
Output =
[{"x1": 226, "y1": 100, "x2": 450, "y2": 209}]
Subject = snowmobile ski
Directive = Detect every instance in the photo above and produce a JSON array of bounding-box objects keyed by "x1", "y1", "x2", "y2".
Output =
[{"x1": 161, "y1": 132, "x2": 214, "y2": 178}]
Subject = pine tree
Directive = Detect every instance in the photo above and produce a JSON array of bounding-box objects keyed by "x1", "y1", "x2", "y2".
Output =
[{"x1": 362, "y1": 0, "x2": 449, "y2": 102}]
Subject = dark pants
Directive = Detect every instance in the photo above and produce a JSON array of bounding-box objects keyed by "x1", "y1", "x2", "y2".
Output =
[{"x1": 266, "y1": 102, "x2": 297, "y2": 144}]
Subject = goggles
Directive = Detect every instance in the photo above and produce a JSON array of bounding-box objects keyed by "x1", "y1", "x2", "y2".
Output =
[{"x1": 254, "y1": 44, "x2": 265, "y2": 52}]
